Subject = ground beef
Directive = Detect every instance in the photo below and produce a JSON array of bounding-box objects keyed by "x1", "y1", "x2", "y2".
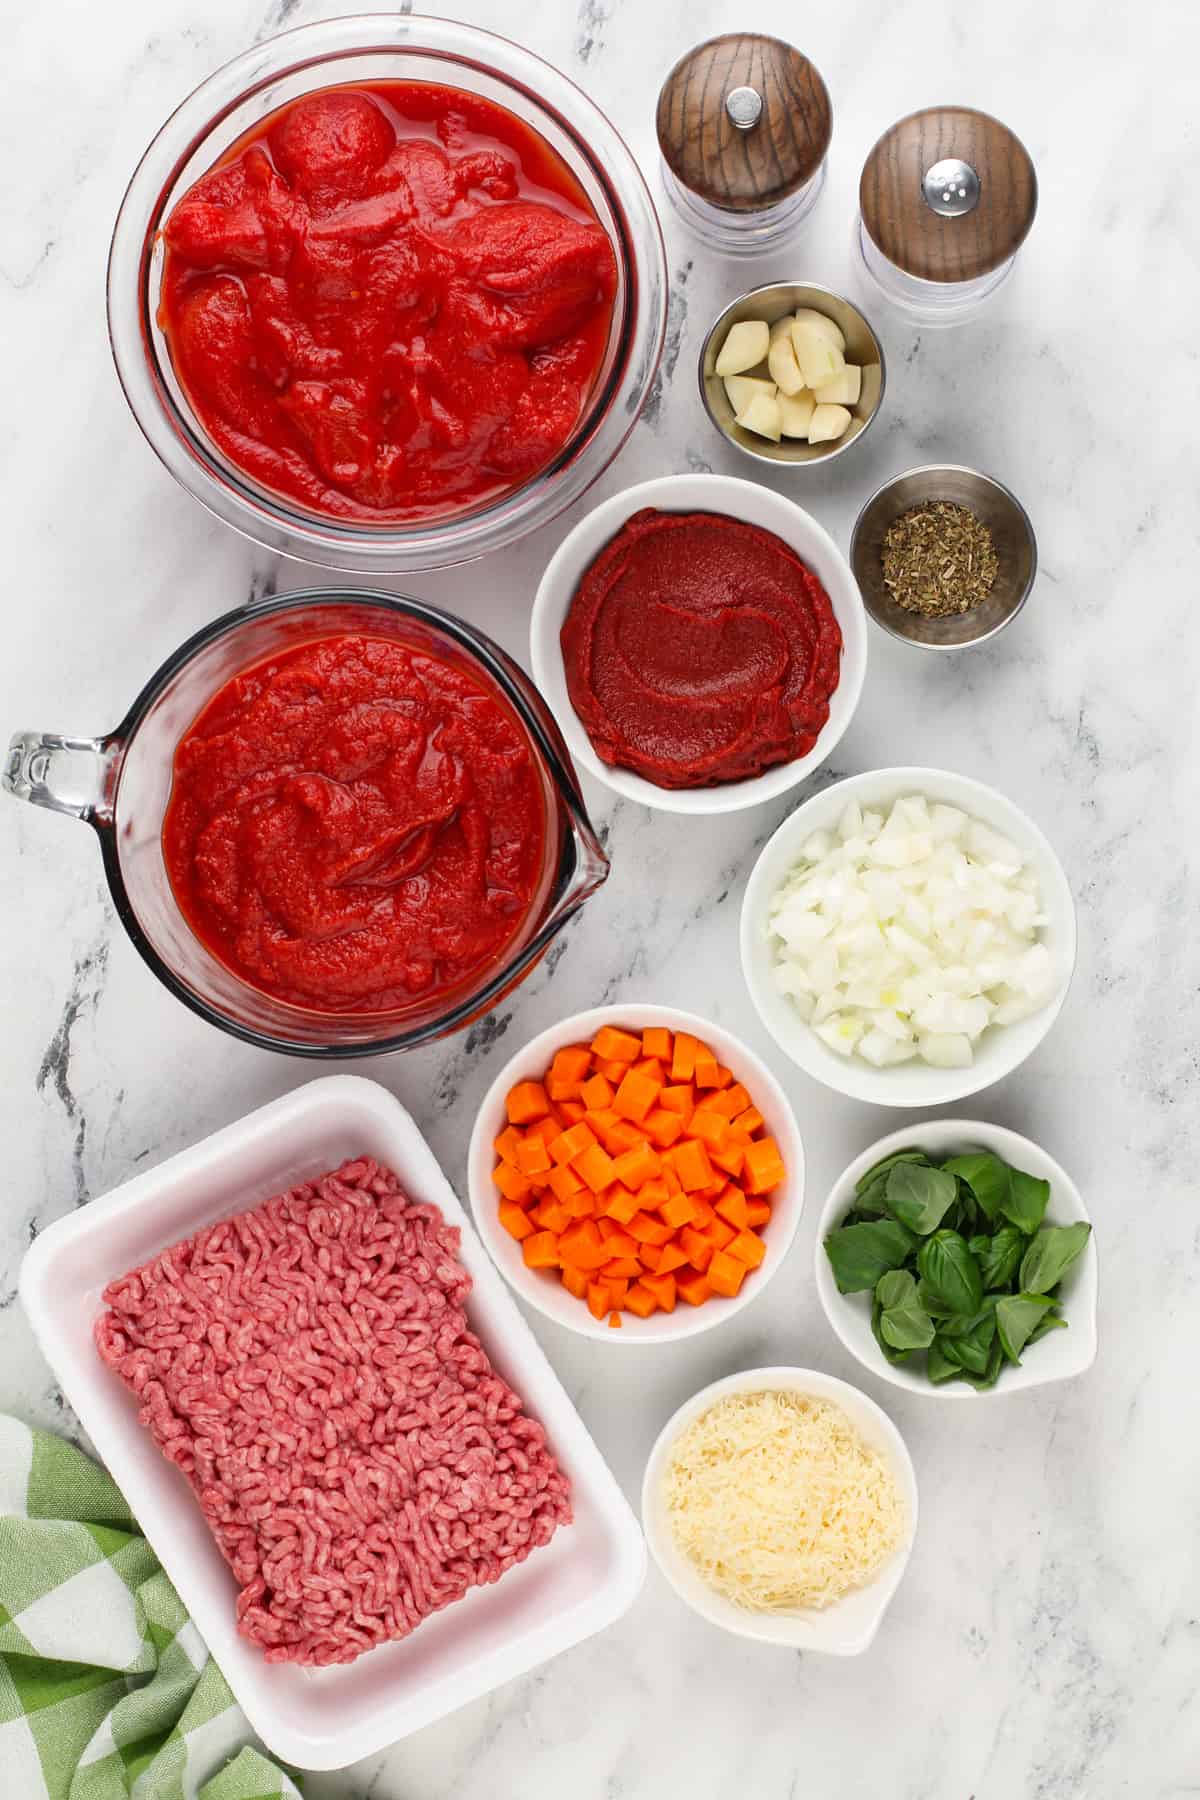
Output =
[{"x1": 94, "y1": 1157, "x2": 572, "y2": 1665}]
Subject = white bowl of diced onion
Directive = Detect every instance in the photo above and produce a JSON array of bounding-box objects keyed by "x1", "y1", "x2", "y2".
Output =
[{"x1": 739, "y1": 768, "x2": 1076, "y2": 1106}]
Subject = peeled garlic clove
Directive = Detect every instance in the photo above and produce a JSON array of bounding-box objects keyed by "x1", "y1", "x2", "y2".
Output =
[
  {"x1": 767, "y1": 329, "x2": 806, "y2": 396},
  {"x1": 789, "y1": 319, "x2": 846, "y2": 390},
  {"x1": 792, "y1": 306, "x2": 846, "y2": 352},
  {"x1": 808, "y1": 402, "x2": 851, "y2": 445},
  {"x1": 814, "y1": 364, "x2": 862, "y2": 406},
  {"x1": 715, "y1": 319, "x2": 769, "y2": 377},
  {"x1": 778, "y1": 389, "x2": 816, "y2": 437},
  {"x1": 724, "y1": 374, "x2": 776, "y2": 414},
  {"x1": 736, "y1": 390, "x2": 783, "y2": 442}
]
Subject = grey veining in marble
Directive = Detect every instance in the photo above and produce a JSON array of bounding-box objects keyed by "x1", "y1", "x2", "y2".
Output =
[{"x1": 3, "y1": 0, "x2": 1198, "y2": 1795}]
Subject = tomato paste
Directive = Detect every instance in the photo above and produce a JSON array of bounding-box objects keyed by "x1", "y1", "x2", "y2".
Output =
[
  {"x1": 158, "y1": 82, "x2": 618, "y2": 521},
  {"x1": 161, "y1": 634, "x2": 547, "y2": 1013},
  {"x1": 560, "y1": 509, "x2": 842, "y2": 788}
]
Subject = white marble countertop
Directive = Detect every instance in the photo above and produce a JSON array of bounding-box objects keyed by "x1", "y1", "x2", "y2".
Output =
[{"x1": 3, "y1": 0, "x2": 1197, "y2": 1794}]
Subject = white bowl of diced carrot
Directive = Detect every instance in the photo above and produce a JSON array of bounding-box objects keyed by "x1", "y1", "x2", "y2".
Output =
[{"x1": 466, "y1": 1004, "x2": 805, "y2": 1341}]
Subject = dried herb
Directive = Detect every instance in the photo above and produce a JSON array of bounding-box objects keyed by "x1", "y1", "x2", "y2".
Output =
[{"x1": 881, "y1": 501, "x2": 999, "y2": 618}]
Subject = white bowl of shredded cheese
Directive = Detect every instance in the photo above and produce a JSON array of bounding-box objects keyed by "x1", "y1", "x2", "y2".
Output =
[
  {"x1": 641, "y1": 1367, "x2": 917, "y2": 1652},
  {"x1": 740, "y1": 767, "x2": 1076, "y2": 1106}
]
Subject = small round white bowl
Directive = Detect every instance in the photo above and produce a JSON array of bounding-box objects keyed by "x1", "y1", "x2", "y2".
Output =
[
  {"x1": 466, "y1": 1003, "x2": 805, "y2": 1342},
  {"x1": 815, "y1": 1120, "x2": 1098, "y2": 1399},
  {"x1": 739, "y1": 766, "x2": 1077, "y2": 1106},
  {"x1": 641, "y1": 1365, "x2": 917, "y2": 1652},
  {"x1": 529, "y1": 473, "x2": 868, "y2": 816}
]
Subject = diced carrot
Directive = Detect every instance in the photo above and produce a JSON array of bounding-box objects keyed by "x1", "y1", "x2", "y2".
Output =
[
  {"x1": 601, "y1": 1256, "x2": 642, "y2": 1280},
  {"x1": 744, "y1": 1137, "x2": 787, "y2": 1195},
  {"x1": 608, "y1": 1311, "x2": 623, "y2": 1329},
  {"x1": 596, "y1": 1058, "x2": 628, "y2": 1082},
  {"x1": 573, "y1": 1143, "x2": 618, "y2": 1192},
  {"x1": 494, "y1": 1162, "x2": 532, "y2": 1203},
  {"x1": 626, "y1": 1282, "x2": 658, "y2": 1318},
  {"x1": 707, "y1": 1249, "x2": 747, "y2": 1297},
  {"x1": 499, "y1": 1201, "x2": 535, "y2": 1241},
  {"x1": 713, "y1": 1065, "x2": 733, "y2": 1088},
  {"x1": 631, "y1": 1057, "x2": 666, "y2": 1085},
  {"x1": 627, "y1": 1211, "x2": 674, "y2": 1248},
  {"x1": 550, "y1": 1122, "x2": 596, "y2": 1166},
  {"x1": 551, "y1": 1045, "x2": 593, "y2": 1083},
  {"x1": 607, "y1": 1280, "x2": 629, "y2": 1307},
  {"x1": 597, "y1": 1215, "x2": 620, "y2": 1241},
  {"x1": 642, "y1": 1272, "x2": 677, "y2": 1312},
  {"x1": 613, "y1": 1070, "x2": 661, "y2": 1124},
  {"x1": 716, "y1": 1187, "x2": 750, "y2": 1230},
  {"x1": 666, "y1": 1138, "x2": 715, "y2": 1192},
  {"x1": 728, "y1": 1229, "x2": 767, "y2": 1269},
  {"x1": 677, "y1": 1269, "x2": 711, "y2": 1307},
  {"x1": 670, "y1": 1032, "x2": 699, "y2": 1081},
  {"x1": 548, "y1": 1163, "x2": 585, "y2": 1203},
  {"x1": 565, "y1": 1190, "x2": 596, "y2": 1219},
  {"x1": 532, "y1": 1198, "x2": 571, "y2": 1234},
  {"x1": 557, "y1": 1220, "x2": 609, "y2": 1271},
  {"x1": 637, "y1": 1243, "x2": 664, "y2": 1273},
  {"x1": 730, "y1": 1105, "x2": 764, "y2": 1137},
  {"x1": 719, "y1": 1083, "x2": 752, "y2": 1117},
  {"x1": 598, "y1": 1226, "x2": 639, "y2": 1258},
  {"x1": 685, "y1": 1109, "x2": 728, "y2": 1152},
  {"x1": 643, "y1": 1108, "x2": 684, "y2": 1149},
  {"x1": 745, "y1": 1198, "x2": 772, "y2": 1228},
  {"x1": 711, "y1": 1140, "x2": 746, "y2": 1179},
  {"x1": 693, "y1": 1044, "x2": 721, "y2": 1089},
  {"x1": 507, "y1": 1080, "x2": 551, "y2": 1125},
  {"x1": 605, "y1": 1118, "x2": 646, "y2": 1156},
  {"x1": 546, "y1": 1074, "x2": 582, "y2": 1103},
  {"x1": 494, "y1": 1125, "x2": 524, "y2": 1166},
  {"x1": 689, "y1": 1196, "x2": 717, "y2": 1228},
  {"x1": 531, "y1": 1115, "x2": 566, "y2": 1147},
  {"x1": 612, "y1": 1143, "x2": 661, "y2": 1190},
  {"x1": 591, "y1": 1025, "x2": 642, "y2": 1064},
  {"x1": 602, "y1": 1185, "x2": 640, "y2": 1225},
  {"x1": 706, "y1": 1217, "x2": 738, "y2": 1252},
  {"x1": 642, "y1": 1026, "x2": 672, "y2": 1061},
  {"x1": 679, "y1": 1226, "x2": 714, "y2": 1272},
  {"x1": 639, "y1": 1176, "x2": 670, "y2": 1208},
  {"x1": 516, "y1": 1135, "x2": 552, "y2": 1176},
  {"x1": 523, "y1": 1230, "x2": 560, "y2": 1269},
  {"x1": 662, "y1": 1164, "x2": 683, "y2": 1196},
  {"x1": 659, "y1": 1191, "x2": 699, "y2": 1230},
  {"x1": 561, "y1": 1264, "x2": 589, "y2": 1300},
  {"x1": 587, "y1": 1282, "x2": 610, "y2": 1321},
  {"x1": 659, "y1": 1084, "x2": 695, "y2": 1118},
  {"x1": 580, "y1": 1072, "x2": 614, "y2": 1111},
  {"x1": 559, "y1": 1100, "x2": 588, "y2": 1124},
  {"x1": 583, "y1": 1105, "x2": 620, "y2": 1132},
  {"x1": 652, "y1": 1242, "x2": 689, "y2": 1276}
]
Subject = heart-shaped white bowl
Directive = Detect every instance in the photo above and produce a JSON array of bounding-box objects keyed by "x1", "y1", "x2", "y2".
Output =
[
  {"x1": 641, "y1": 1365, "x2": 918, "y2": 1652},
  {"x1": 529, "y1": 472, "x2": 867, "y2": 815},
  {"x1": 815, "y1": 1119, "x2": 1098, "y2": 1398}
]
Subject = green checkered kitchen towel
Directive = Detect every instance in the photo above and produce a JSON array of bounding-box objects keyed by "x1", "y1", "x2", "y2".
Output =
[{"x1": 0, "y1": 1415, "x2": 301, "y2": 1800}]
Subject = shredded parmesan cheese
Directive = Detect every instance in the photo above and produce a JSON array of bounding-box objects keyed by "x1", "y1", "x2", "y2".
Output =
[{"x1": 662, "y1": 1389, "x2": 907, "y2": 1612}]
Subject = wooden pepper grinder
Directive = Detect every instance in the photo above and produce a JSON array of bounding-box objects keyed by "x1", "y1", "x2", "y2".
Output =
[
  {"x1": 854, "y1": 106, "x2": 1038, "y2": 326},
  {"x1": 656, "y1": 34, "x2": 832, "y2": 254}
]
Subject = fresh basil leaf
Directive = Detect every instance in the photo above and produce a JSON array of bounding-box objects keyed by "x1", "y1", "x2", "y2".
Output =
[
  {"x1": 936, "y1": 1301, "x2": 997, "y2": 1374},
  {"x1": 885, "y1": 1162, "x2": 959, "y2": 1235},
  {"x1": 942, "y1": 1153, "x2": 1012, "y2": 1222},
  {"x1": 938, "y1": 1293, "x2": 999, "y2": 1338},
  {"x1": 825, "y1": 1218, "x2": 918, "y2": 1294},
  {"x1": 979, "y1": 1225, "x2": 1028, "y2": 1292},
  {"x1": 1019, "y1": 1222, "x2": 1091, "y2": 1295},
  {"x1": 1028, "y1": 1310, "x2": 1068, "y2": 1345},
  {"x1": 853, "y1": 1176, "x2": 890, "y2": 1219},
  {"x1": 855, "y1": 1148, "x2": 928, "y2": 1195},
  {"x1": 916, "y1": 1229, "x2": 983, "y2": 1318},
  {"x1": 964, "y1": 1336, "x2": 1004, "y2": 1389},
  {"x1": 999, "y1": 1168, "x2": 1050, "y2": 1234},
  {"x1": 967, "y1": 1233, "x2": 991, "y2": 1259},
  {"x1": 926, "y1": 1337, "x2": 963, "y2": 1384},
  {"x1": 871, "y1": 1298, "x2": 913, "y2": 1365},
  {"x1": 996, "y1": 1292, "x2": 1056, "y2": 1363},
  {"x1": 880, "y1": 1297, "x2": 936, "y2": 1351},
  {"x1": 875, "y1": 1269, "x2": 918, "y2": 1309}
]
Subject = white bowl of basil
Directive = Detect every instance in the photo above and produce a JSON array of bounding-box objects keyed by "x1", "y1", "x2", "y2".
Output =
[{"x1": 815, "y1": 1121, "x2": 1097, "y2": 1397}]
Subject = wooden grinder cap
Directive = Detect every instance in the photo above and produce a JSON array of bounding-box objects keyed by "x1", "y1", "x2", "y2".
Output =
[
  {"x1": 656, "y1": 34, "x2": 832, "y2": 216},
  {"x1": 860, "y1": 106, "x2": 1037, "y2": 283}
]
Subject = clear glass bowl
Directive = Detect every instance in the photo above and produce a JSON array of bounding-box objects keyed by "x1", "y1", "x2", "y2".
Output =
[
  {"x1": 3, "y1": 592, "x2": 610, "y2": 1055},
  {"x1": 107, "y1": 14, "x2": 667, "y2": 573}
]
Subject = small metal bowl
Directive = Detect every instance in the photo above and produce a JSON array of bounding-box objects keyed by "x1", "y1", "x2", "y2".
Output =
[
  {"x1": 699, "y1": 281, "x2": 886, "y2": 468},
  {"x1": 852, "y1": 465, "x2": 1037, "y2": 650}
]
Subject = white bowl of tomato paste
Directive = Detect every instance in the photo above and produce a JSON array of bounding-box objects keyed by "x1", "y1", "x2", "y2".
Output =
[
  {"x1": 530, "y1": 473, "x2": 869, "y2": 813},
  {"x1": 3, "y1": 591, "x2": 610, "y2": 1054},
  {"x1": 467, "y1": 1003, "x2": 806, "y2": 1341},
  {"x1": 20, "y1": 1076, "x2": 646, "y2": 1767},
  {"x1": 107, "y1": 16, "x2": 667, "y2": 572}
]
